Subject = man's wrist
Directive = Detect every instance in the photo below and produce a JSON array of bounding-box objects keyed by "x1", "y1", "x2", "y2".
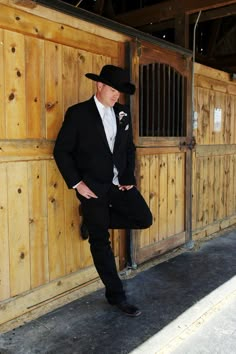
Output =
[{"x1": 73, "y1": 181, "x2": 82, "y2": 189}]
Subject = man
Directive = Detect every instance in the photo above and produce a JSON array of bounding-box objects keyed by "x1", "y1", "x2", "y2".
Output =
[{"x1": 53, "y1": 65, "x2": 152, "y2": 317}]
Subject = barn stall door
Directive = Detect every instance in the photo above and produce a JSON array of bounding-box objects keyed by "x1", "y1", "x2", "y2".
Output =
[{"x1": 130, "y1": 41, "x2": 193, "y2": 264}]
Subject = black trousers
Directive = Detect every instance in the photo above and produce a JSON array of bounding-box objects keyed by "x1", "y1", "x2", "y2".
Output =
[{"x1": 77, "y1": 184, "x2": 152, "y2": 304}]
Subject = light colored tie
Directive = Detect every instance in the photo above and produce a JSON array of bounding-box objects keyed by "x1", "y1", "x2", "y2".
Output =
[{"x1": 103, "y1": 107, "x2": 116, "y2": 152}]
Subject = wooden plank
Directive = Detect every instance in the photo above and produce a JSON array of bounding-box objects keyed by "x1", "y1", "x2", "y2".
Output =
[
  {"x1": 196, "y1": 157, "x2": 203, "y2": 229},
  {"x1": 207, "y1": 155, "x2": 215, "y2": 225},
  {"x1": 228, "y1": 95, "x2": 235, "y2": 144},
  {"x1": 115, "y1": 0, "x2": 236, "y2": 27},
  {"x1": 202, "y1": 157, "x2": 209, "y2": 226},
  {"x1": 0, "y1": 164, "x2": 10, "y2": 301},
  {"x1": 225, "y1": 89, "x2": 232, "y2": 145},
  {"x1": 28, "y1": 161, "x2": 49, "y2": 289},
  {"x1": 220, "y1": 156, "x2": 226, "y2": 219},
  {"x1": 45, "y1": 41, "x2": 63, "y2": 140},
  {"x1": 196, "y1": 144, "x2": 236, "y2": 157},
  {"x1": 77, "y1": 50, "x2": 93, "y2": 102},
  {"x1": 62, "y1": 45, "x2": 79, "y2": 110},
  {"x1": 228, "y1": 154, "x2": 235, "y2": 216},
  {"x1": 194, "y1": 63, "x2": 233, "y2": 82},
  {"x1": 225, "y1": 155, "x2": 231, "y2": 217},
  {"x1": 47, "y1": 160, "x2": 66, "y2": 281},
  {"x1": 4, "y1": 30, "x2": 26, "y2": 139},
  {"x1": 7, "y1": 162, "x2": 30, "y2": 296},
  {"x1": 193, "y1": 215, "x2": 236, "y2": 240},
  {"x1": 0, "y1": 140, "x2": 54, "y2": 162},
  {"x1": 175, "y1": 153, "x2": 185, "y2": 234},
  {"x1": 61, "y1": 45, "x2": 85, "y2": 273},
  {"x1": 25, "y1": 36, "x2": 44, "y2": 138},
  {"x1": 0, "y1": 265, "x2": 100, "y2": 327},
  {"x1": 192, "y1": 152, "x2": 197, "y2": 231},
  {"x1": 234, "y1": 155, "x2": 236, "y2": 213},
  {"x1": 149, "y1": 155, "x2": 159, "y2": 243},
  {"x1": 213, "y1": 156, "x2": 220, "y2": 221},
  {"x1": 159, "y1": 154, "x2": 168, "y2": 240},
  {"x1": 197, "y1": 88, "x2": 211, "y2": 144},
  {"x1": 139, "y1": 155, "x2": 150, "y2": 247},
  {"x1": 167, "y1": 154, "x2": 176, "y2": 237},
  {"x1": 64, "y1": 183, "x2": 82, "y2": 274},
  {"x1": 135, "y1": 232, "x2": 186, "y2": 265},
  {"x1": 0, "y1": 29, "x2": 5, "y2": 138},
  {"x1": 233, "y1": 96, "x2": 236, "y2": 144},
  {"x1": 0, "y1": 4, "x2": 119, "y2": 58},
  {"x1": 136, "y1": 146, "x2": 181, "y2": 155}
]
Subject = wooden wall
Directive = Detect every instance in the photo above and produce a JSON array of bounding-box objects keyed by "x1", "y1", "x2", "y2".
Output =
[
  {"x1": 0, "y1": 0, "x2": 127, "y2": 326},
  {"x1": 192, "y1": 64, "x2": 236, "y2": 239}
]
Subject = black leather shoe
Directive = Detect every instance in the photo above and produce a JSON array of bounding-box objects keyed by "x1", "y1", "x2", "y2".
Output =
[{"x1": 114, "y1": 301, "x2": 142, "y2": 317}]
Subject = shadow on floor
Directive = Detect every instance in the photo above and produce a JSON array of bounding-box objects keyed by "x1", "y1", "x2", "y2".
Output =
[{"x1": 1, "y1": 229, "x2": 236, "y2": 354}]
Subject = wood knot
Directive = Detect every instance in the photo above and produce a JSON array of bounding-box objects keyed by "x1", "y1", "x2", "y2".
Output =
[
  {"x1": 45, "y1": 101, "x2": 57, "y2": 111},
  {"x1": 20, "y1": 252, "x2": 25, "y2": 259},
  {"x1": 17, "y1": 70, "x2": 21, "y2": 77},
  {"x1": 11, "y1": 47, "x2": 16, "y2": 53},
  {"x1": 9, "y1": 92, "x2": 15, "y2": 101},
  {"x1": 18, "y1": 188, "x2": 22, "y2": 194}
]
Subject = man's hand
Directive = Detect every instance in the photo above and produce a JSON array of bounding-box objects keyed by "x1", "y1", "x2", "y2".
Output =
[
  {"x1": 118, "y1": 185, "x2": 134, "y2": 191},
  {"x1": 76, "y1": 181, "x2": 98, "y2": 199}
]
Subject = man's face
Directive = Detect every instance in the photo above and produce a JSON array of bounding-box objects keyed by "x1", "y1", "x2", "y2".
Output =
[{"x1": 96, "y1": 82, "x2": 120, "y2": 107}]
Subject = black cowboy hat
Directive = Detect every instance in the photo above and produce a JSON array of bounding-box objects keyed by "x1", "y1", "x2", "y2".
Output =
[{"x1": 85, "y1": 65, "x2": 135, "y2": 95}]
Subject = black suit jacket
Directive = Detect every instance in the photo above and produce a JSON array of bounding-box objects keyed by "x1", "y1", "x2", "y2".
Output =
[{"x1": 53, "y1": 96, "x2": 136, "y2": 196}]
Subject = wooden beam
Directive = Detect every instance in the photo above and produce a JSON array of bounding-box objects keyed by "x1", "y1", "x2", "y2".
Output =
[
  {"x1": 175, "y1": 14, "x2": 189, "y2": 48},
  {"x1": 115, "y1": 0, "x2": 236, "y2": 28},
  {"x1": 13, "y1": 0, "x2": 37, "y2": 8},
  {"x1": 94, "y1": 0, "x2": 105, "y2": 15},
  {"x1": 196, "y1": 52, "x2": 236, "y2": 70},
  {"x1": 206, "y1": 19, "x2": 222, "y2": 57},
  {"x1": 138, "y1": 4, "x2": 236, "y2": 33}
]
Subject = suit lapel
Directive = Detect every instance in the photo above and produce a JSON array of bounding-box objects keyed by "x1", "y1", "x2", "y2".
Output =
[{"x1": 113, "y1": 104, "x2": 122, "y2": 152}]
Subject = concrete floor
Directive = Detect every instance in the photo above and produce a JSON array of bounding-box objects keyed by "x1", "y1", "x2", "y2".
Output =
[{"x1": 1, "y1": 228, "x2": 236, "y2": 354}]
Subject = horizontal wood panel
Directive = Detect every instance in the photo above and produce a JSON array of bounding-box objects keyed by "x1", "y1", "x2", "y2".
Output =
[
  {"x1": 0, "y1": 4, "x2": 119, "y2": 58},
  {"x1": 0, "y1": 0, "x2": 128, "y2": 42},
  {"x1": 0, "y1": 140, "x2": 54, "y2": 161},
  {"x1": 196, "y1": 144, "x2": 236, "y2": 157},
  {"x1": 0, "y1": 265, "x2": 100, "y2": 326}
]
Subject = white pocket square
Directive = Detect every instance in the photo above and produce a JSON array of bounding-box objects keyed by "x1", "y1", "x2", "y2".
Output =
[{"x1": 125, "y1": 124, "x2": 129, "y2": 130}]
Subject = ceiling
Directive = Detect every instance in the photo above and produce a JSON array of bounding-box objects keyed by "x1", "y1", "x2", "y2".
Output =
[{"x1": 60, "y1": 0, "x2": 236, "y2": 74}]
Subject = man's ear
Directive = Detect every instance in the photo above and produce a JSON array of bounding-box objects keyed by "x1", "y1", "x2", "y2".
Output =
[{"x1": 97, "y1": 82, "x2": 103, "y2": 91}]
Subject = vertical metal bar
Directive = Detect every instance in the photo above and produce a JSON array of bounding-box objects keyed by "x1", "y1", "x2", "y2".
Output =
[
  {"x1": 162, "y1": 64, "x2": 166, "y2": 136},
  {"x1": 157, "y1": 63, "x2": 160, "y2": 136},
  {"x1": 181, "y1": 76, "x2": 185, "y2": 136},
  {"x1": 167, "y1": 65, "x2": 171, "y2": 136},
  {"x1": 172, "y1": 69, "x2": 176, "y2": 136},
  {"x1": 176, "y1": 72, "x2": 180, "y2": 136},
  {"x1": 146, "y1": 64, "x2": 150, "y2": 136},
  {"x1": 139, "y1": 65, "x2": 143, "y2": 136},
  {"x1": 152, "y1": 63, "x2": 155, "y2": 137}
]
